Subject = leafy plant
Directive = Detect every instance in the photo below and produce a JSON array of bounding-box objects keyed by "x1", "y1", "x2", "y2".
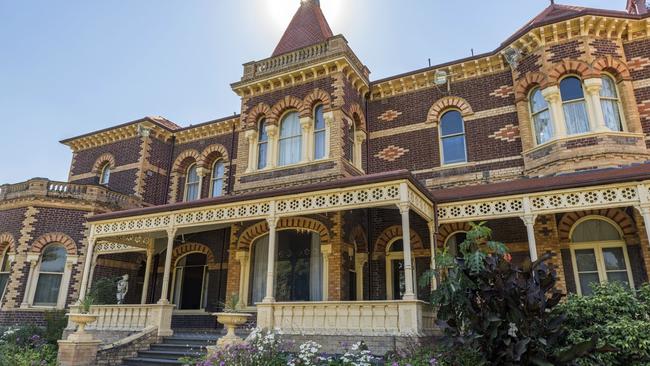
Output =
[
  {"x1": 78, "y1": 295, "x2": 94, "y2": 314},
  {"x1": 89, "y1": 277, "x2": 119, "y2": 305},
  {"x1": 221, "y1": 293, "x2": 241, "y2": 313},
  {"x1": 43, "y1": 310, "x2": 67, "y2": 344},
  {"x1": 556, "y1": 282, "x2": 650, "y2": 365},
  {"x1": 428, "y1": 222, "x2": 596, "y2": 365}
]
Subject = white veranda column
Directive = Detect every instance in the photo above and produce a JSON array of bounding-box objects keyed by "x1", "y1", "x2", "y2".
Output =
[
  {"x1": 78, "y1": 236, "x2": 96, "y2": 301},
  {"x1": 636, "y1": 184, "x2": 650, "y2": 244},
  {"x1": 428, "y1": 221, "x2": 438, "y2": 290},
  {"x1": 141, "y1": 243, "x2": 154, "y2": 304},
  {"x1": 398, "y1": 203, "x2": 416, "y2": 300},
  {"x1": 263, "y1": 217, "x2": 279, "y2": 303},
  {"x1": 159, "y1": 228, "x2": 177, "y2": 304},
  {"x1": 521, "y1": 215, "x2": 539, "y2": 262}
]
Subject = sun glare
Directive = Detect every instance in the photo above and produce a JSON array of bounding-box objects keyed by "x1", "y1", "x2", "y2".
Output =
[{"x1": 266, "y1": 0, "x2": 343, "y2": 30}]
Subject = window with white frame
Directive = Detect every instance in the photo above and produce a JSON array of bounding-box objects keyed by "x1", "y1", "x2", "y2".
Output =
[
  {"x1": 258, "y1": 119, "x2": 269, "y2": 169},
  {"x1": 600, "y1": 75, "x2": 623, "y2": 131},
  {"x1": 210, "y1": 160, "x2": 225, "y2": 198},
  {"x1": 440, "y1": 110, "x2": 468, "y2": 164},
  {"x1": 0, "y1": 248, "x2": 10, "y2": 300},
  {"x1": 99, "y1": 163, "x2": 111, "y2": 185},
  {"x1": 560, "y1": 76, "x2": 590, "y2": 135},
  {"x1": 184, "y1": 164, "x2": 200, "y2": 202},
  {"x1": 530, "y1": 88, "x2": 554, "y2": 144},
  {"x1": 314, "y1": 105, "x2": 326, "y2": 160},
  {"x1": 278, "y1": 112, "x2": 302, "y2": 166},
  {"x1": 570, "y1": 218, "x2": 634, "y2": 295},
  {"x1": 33, "y1": 245, "x2": 67, "y2": 306}
]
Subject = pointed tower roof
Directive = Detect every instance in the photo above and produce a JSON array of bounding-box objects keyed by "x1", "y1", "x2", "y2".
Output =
[
  {"x1": 627, "y1": 0, "x2": 649, "y2": 14},
  {"x1": 272, "y1": 0, "x2": 334, "y2": 57}
]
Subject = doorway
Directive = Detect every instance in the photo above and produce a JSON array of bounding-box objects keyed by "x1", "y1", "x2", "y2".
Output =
[{"x1": 172, "y1": 253, "x2": 208, "y2": 310}]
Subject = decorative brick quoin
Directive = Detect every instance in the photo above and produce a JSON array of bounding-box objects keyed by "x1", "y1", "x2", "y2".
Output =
[{"x1": 3, "y1": 0, "x2": 650, "y2": 361}]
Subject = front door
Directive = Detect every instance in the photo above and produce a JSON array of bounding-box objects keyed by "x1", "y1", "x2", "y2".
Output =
[{"x1": 172, "y1": 253, "x2": 208, "y2": 310}]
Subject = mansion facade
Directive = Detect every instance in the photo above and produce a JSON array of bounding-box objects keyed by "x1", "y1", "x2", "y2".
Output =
[{"x1": 3, "y1": 0, "x2": 650, "y2": 357}]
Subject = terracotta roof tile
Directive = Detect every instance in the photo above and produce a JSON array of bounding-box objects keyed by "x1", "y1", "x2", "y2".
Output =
[{"x1": 272, "y1": 0, "x2": 334, "y2": 57}]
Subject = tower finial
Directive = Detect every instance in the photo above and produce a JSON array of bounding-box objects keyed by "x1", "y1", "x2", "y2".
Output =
[{"x1": 301, "y1": 0, "x2": 320, "y2": 6}]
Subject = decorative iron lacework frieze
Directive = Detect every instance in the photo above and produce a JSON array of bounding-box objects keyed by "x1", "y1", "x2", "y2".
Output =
[
  {"x1": 95, "y1": 242, "x2": 145, "y2": 254},
  {"x1": 438, "y1": 182, "x2": 648, "y2": 223}
]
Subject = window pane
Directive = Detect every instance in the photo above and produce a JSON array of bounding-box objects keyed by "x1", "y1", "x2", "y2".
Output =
[
  {"x1": 185, "y1": 182, "x2": 199, "y2": 201},
  {"x1": 389, "y1": 240, "x2": 404, "y2": 252},
  {"x1": 34, "y1": 273, "x2": 62, "y2": 305},
  {"x1": 314, "y1": 105, "x2": 325, "y2": 130},
  {"x1": 606, "y1": 271, "x2": 629, "y2": 285},
  {"x1": 0, "y1": 274, "x2": 9, "y2": 298},
  {"x1": 534, "y1": 110, "x2": 554, "y2": 144},
  {"x1": 442, "y1": 135, "x2": 467, "y2": 164},
  {"x1": 259, "y1": 120, "x2": 268, "y2": 142},
  {"x1": 280, "y1": 112, "x2": 301, "y2": 138},
  {"x1": 250, "y1": 236, "x2": 269, "y2": 305},
  {"x1": 212, "y1": 179, "x2": 223, "y2": 197},
  {"x1": 563, "y1": 101, "x2": 590, "y2": 134},
  {"x1": 314, "y1": 130, "x2": 326, "y2": 159},
  {"x1": 601, "y1": 100, "x2": 622, "y2": 131},
  {"x1": 561, "y1": 77, "x2": 585, "y2": 102},
  {"x1": 100, "y1": 166, "x2": 110, "y2": 185},
  {"x1": 41, "y1": 246, "x2": 67, "y2": 273},
  {"x1": 279, "y1": 136, "x2": 301, "y2": 166},
  {"x1": 600, "y1": 76, "x2": 617, "y2": 98},
  {"x1": 258, "y1": 143, "x2": 267, "y2": 169},
  {"x1": 572, "y1": 220, "x2": 621, "y2": 242},
  {"x1": 578, "y1": 272, "x2": 600, "y2": 296},
  {"x1": 530, "y1": 89, "x2": 548, "y2": 114},
  {"x1": 575, "y1": 249, "x2": 598, "y2": 272},
  {"x1": 602, "y1": 247, "x2": 626, "y2": 271},
  {"x1": 440, "y1": 111, "x2": 464, "y2": 136},
  {"x1": 1, "y1": 253, "x2": 11, "y2": 272}
]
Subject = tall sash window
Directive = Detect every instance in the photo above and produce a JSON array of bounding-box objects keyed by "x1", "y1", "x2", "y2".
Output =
[
  {"x1": 184, "y1": 164, "x2": 200, "y2": 202},
  {"x1": 258, "y1": 119, "x2": 269, "y2": 169},
  {"x1": 560, "y1": 77, "x2": 590, "y2": 135},
  {"x1": 278, "y1": 112, "x2": 302, "y2": 166},
  {"x1": 600, "y1": 75, "x2": 623, "y2": 131},
  {"x1": 530, "y1": 88, "x2": 554, "y2": 144},
  {"x1": 210, "y1": 160, "x2": 225, "y2": 197},
  {"x1": 314, "y1": 105, "x2": 326, "y2": 160},
  {"x1": 440, "y1": 110, "x2": 468, "y2": 164}
]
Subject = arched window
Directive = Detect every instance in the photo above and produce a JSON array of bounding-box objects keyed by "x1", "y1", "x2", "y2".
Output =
[
  {"x1": 348, "y1": 118, "x2": 357, "y2": 163},
  {"x1": 99, "y1": 163, "x2": 111, "y2": 185},
  {"x1": 600, "y1": 75, "x2": 623, "y2": 131},
  {"x1": 33, "y1": 245, "x2": 67, "y2": 306},
  {"x1": 278, "y1": 112, "x2": 302, "y2": 166},
  {"x1": 560, "y1": 76, "x2": 590, "y2": 135},
  {"x1": 570, "y1": 218, "x2": 633, "y2": 295},
  {"x1": 530, "y1": 88, "x2": 554, "y2": 144},
  {"x1": 172, "y1": 253, "x2": 209, "y2": 310},
  {"x1": 184, "y1": 164, "x2": 200, "y2": 202},
  {"x1": 314, "y1": 105, "x2": 326, "y2": 160},
  {"x1": 210, "y1": 160, "x2": 225, "y2": 198},
  {"x1": 0, "y1": 248, "x2": 10, "y2": 300},
  {"x1": 258, "y1": 119, "x2": 268, "y2": 169},
  {"x1": 249, "y1": 230, "x2": 323, "y2": 305},
  {"x1": 440, "y1": 110, "x2": 467, "y2": 164}
]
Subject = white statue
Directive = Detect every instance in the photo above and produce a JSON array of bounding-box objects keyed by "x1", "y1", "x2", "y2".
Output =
[{"x1": 116, "y1": 274, "x2": 129, "y2": 304}]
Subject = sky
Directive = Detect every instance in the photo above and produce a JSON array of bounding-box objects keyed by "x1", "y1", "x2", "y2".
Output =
[{"x1": 0, "y1": 0, "x2": 626, "y2": 184}]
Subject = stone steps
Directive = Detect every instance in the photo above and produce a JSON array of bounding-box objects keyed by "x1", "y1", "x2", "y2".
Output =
[{"x1": 121, "y1": 335, "x2": 213, "y2": 366}]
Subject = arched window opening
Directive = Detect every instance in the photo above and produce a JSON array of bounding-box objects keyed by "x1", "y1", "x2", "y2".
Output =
[
  {"x1": 570, "y1": 218, "x2": 633, "y2": 296},
  {"x1": 278, "y1": 112, "x2": 302, "y2": 166},
  {"x1": 0, "y1": 248, "x2": 10, "y2": 300},
  {"x1": 184, "y1": 164, "x2": 200, "y2": 202},
  {"x1": 172, "y1": 253, "x2": 209, "y2": 310},
  {"x1": 560, "y1": 76, "x2": 590, "y2": 135},
  {"x1": 249, "y1": 230, "x2": 323, "y2": 305},
  {"x1": 210, "y1": 160, "x2": 225, "y2": 198},
  {"x1": 445, "y1": 231, "x2": 467, "y2": 258},
  {"x1": 33, "y1": 245, "x2": 67, "y2": 306},
  {"x1": 600, "y1": 75, "x2": 623, "y2": 131},
  {"x1": 258, "y1": 119, "x2": 268, "y2": 169},
  {"x1": 99, "y1": 163, "x2": 111, "y2": 185},
  {"x1": 314, "y1": 105, "x2": 326, "y2": 160},
  {"x1": 440, "y1": 110, "x2": 467, "y2": 164},
  {"x1": 530, "y1": 88, "x2": 554, "y2": 144}
]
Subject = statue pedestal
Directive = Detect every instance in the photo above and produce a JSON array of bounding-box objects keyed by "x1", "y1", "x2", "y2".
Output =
[{"x1": 57, "y1": 340, "x2": 101, "y2": 366}]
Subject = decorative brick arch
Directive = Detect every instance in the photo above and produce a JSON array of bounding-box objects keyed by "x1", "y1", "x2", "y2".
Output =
[
  {"x1": 348, "y1": 103, "x2": 367, "y2": 131},
  {"x1": 514, "y1": 72, "x2": 547, "y2": 102},
  {"x1": 375, "y1": 225, "x2": 424, "y2": 253},
  {"x1": 270, "y1": 96, "x2": 305, "y2": 123},
  {"x1": 92, "y1": 153, "x2": 116, "y2": 174},
  {"x1": 436, "y1": 222, "x2": 472, "y2": 246},
  {"x1": 302, "y1": 89, "x2": 332, "y2": 116},
  {"x1": 0, "y1": 233, "x2": 16, "y2": 254},
  {"x1": 31, "y1": 232, "x2": 77, "y2": 256},
  {"x1": 172, "y1": 149, "x2": 200, "y2": 173},
  {"x1": 245, "y1": 103, "x2": 271, "y2": 128},
  {"x1": 592, "y1": 56, "x2": 632, "y2": 82},
  {"x1": 348, "y1": 225, "x2": 368, "y2": 253},
  {"x1": 198, "y1": 144, "x2": 229, "y2": 169},
  {"x1": 238, "y1": 217, "x2": 331, "y2": 251},
  {"x1": 547, "y1": 59, "x2": 594, "y2": 86},
  {"x1": 557, "y1": 209, "x2": 636, "y2": 243},
  {"x1": 170, "y1": 243, "x2": 218, "y2": 270},
  {"x1": 426, "y1": 96, "x2": 474, "y2": 125}
]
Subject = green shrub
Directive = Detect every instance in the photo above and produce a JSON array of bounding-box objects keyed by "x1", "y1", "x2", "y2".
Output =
[
  {"x1": 89, "y1": 277, "x2": 118, "y2": 304},
  {"x1": 557, "y1": 282, "x2": 650, "y2": 365},
  {"x1": 44, "y1": 309, "x2": 67, "y2": 344}
]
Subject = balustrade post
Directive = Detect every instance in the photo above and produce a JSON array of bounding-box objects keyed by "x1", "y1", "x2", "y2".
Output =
[{"x1": 159, "y1": 228, "x2": 177, "y2": 305}]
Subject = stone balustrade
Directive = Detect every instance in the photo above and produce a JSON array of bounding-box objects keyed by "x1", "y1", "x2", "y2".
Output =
[
  {"x1": 67, "y1": 304, "x2": 175, "y2": 337},
  {"x1": 0, "y1": 178, "x2": 141, "y2": 209},
  {"x1": 256, "y1": 300, "x2": 437, "y2": 336}
]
